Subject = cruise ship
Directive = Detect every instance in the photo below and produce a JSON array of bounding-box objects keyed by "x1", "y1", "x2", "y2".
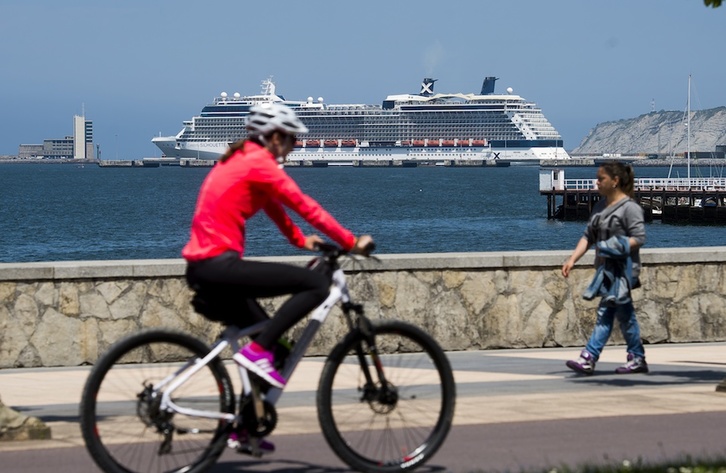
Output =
[{"x1": 152, "y1": 77, "x2": 570, "y2": 164}]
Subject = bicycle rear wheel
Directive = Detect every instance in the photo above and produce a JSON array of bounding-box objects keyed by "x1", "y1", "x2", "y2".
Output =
[
  {"x1": 79, "y1": 329, "x2": 235, "y2": 473},
  {"x1": 317, "y1": 320, "x2": 456, "y2": 473}
]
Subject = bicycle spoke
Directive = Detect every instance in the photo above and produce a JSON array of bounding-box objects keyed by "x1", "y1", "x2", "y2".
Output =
[
  {"x1": 318, "y1": 321, "x2": 455, "y2": 472},
  {"x1": 80, "y1": 330, "x2": 234, "y2": 473}
]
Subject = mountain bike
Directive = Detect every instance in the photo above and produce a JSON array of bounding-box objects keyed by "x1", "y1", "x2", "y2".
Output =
[{"x1": 79, "y1": 243, "x2": 456, "y2": 473}]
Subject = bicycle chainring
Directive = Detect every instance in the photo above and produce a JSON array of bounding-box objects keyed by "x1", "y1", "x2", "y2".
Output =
[{"x1": 240, "y1": 397, "x2": 278, "y2": 437}]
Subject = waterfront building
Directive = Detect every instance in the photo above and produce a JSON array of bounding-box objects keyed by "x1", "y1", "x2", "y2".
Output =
[{"x1": 18, "y1": 115, "x2": 94, "y2": 159}]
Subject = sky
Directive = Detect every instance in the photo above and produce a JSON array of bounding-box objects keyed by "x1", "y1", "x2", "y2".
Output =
[{"x1": 1, "y1": 1, "x2": 724, "y2": 158}]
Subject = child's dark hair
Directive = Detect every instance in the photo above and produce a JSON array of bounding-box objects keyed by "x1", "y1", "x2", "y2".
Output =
[{"x1": 600, "y1": 161, "x2": 635, "y2": 198}]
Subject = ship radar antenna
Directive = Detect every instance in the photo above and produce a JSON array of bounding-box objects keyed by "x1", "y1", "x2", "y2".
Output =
[{"x1": 262, "y1": 76, "x2": 275, "y2": 96}]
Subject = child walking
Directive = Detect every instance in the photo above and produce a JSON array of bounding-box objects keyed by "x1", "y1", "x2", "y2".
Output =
[{"x1": 562, "y1": 161, "x2": 648, "y2": 375}]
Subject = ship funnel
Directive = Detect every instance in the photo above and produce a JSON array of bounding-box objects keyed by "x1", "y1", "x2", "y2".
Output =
[
  {"x1": 420, "y1": 78, "x2": 438, "y2": 96},
  {"x1": 480, "y1": 76, "x2": 498, "y2": 95}
]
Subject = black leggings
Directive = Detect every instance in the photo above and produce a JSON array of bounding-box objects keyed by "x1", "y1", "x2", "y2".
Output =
[{"x1": 186, "y1": 251, "x2": 330, "y2": 349}]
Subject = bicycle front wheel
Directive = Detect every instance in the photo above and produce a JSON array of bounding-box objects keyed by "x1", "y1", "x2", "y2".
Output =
[
  {"x1": 79, "y1": 329, "x2": 235, "y2": 473},
  {"x1": 317, "y1": 320, "x2": 456, "y2": 473}
]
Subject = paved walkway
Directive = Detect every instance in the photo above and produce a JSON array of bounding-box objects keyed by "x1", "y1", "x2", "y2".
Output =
[{"x1": 2, "y1": 342, "x2": 726, "y2": 455}]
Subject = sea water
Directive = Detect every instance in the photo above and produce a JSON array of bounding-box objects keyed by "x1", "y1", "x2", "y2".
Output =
[{"x1": 1, "y1": 163, "x2": 724, "y2": 263}]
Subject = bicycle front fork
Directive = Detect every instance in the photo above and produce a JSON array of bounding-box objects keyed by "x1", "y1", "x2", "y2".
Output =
[{"x1": 345, "y1": 305, "x2": 394, "y2": 397}]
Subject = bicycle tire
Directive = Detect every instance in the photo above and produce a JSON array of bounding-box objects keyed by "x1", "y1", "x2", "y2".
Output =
[
  {"x1": 79, "y1": 329, "x2": 235, "y2": 473},
  {"x1": 317, "y1": 320, "x2": 456, "y2": 473}
]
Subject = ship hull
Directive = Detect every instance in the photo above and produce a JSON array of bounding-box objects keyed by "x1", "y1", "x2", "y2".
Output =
[{"x1": 154, "y1": 139, "x2": 567, "y2": 162}]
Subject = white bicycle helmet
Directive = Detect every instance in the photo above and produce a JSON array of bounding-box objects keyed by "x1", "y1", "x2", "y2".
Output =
[{"x1": 245, "y1": 102, "x2": 309, "y2": 136}]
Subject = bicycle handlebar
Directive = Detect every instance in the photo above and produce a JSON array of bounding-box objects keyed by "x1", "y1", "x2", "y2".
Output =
[{"x1": 314, "y1": 241, "x2": 376, "y2": 259}]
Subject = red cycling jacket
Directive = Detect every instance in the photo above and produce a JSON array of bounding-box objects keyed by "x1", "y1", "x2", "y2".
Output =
[{"x1": 182, "y1": 141, "x2": 356, "y2": 261}]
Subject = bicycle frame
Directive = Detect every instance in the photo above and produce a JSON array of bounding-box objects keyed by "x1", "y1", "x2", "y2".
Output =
[
  {"x1": 157, "y1": 265, "x2": 354, "y2": 422},
  {"x1": 81, "y1": 243, "x2": 455, "y2": 473}
]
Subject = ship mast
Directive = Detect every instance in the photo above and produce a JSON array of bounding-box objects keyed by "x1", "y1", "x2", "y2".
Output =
[{"x1": 687, "y1": 74, "x2": 691, "y2": 182}]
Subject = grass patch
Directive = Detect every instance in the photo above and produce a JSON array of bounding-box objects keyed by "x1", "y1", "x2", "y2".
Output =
[{"x1": 468, "y1": 456, "x2": 726, "y2": 473}]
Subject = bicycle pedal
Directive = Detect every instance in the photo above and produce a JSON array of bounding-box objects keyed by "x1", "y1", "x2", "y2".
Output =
[
  {"x1": 228, "y1": 433, "x2": 275, "y2": 457},
  {"x1": 236, "y1": 443, "x2": 263, "y2": 458},
  {"x1": 228, "y1": 438, "x2": 257, "y2": 457}
]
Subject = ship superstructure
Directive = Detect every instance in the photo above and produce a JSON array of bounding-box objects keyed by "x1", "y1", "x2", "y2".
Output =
[{"x1": 152, "y1": 77, "x2": 569, "y2": 163}]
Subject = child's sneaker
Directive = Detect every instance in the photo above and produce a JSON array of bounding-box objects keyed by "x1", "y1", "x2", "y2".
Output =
[
  {"x1": 233, "y1": 342, "x2": 286, "y2": 388},
  {"x1": 615, "y1": 353, "x2": 649, "y2": 374},
  {"x1": 227, "y1": 430, "x2": 275, "y2": 457},
  {"x1": 566, "y1": 349, "x2": 596, "y2": 375}
]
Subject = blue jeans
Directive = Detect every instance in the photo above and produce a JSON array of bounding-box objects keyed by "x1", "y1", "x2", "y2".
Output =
[{"x1": 585, "y1": 300, "x2": 645, "y2": 360}]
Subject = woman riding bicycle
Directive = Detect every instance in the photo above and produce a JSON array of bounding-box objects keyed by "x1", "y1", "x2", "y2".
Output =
[
  {"x1": 183, "y1": 102, "x2": 373, "y2": 391},
  {"x1": 82, "y1": 119, "x2": 454, "y2": 468}
]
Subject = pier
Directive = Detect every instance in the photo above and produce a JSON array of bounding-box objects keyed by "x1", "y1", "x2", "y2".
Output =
[
  {"x1": 94, "y1": 157, "x2": 512, "y2": 168},
  {"x1": 175, "y1": 158, "x2": 511, "y2": 168},
  {"x1": 97, "y1": 157, "x2": 180, "y2": 168},
  {"x1": 540, "y1": 169, "x2": 726, "y2": 224}
]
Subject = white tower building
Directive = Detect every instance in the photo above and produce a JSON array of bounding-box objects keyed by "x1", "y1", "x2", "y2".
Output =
[{"x1": 73, "y1": 115, "x2": 86, "y2": 160}]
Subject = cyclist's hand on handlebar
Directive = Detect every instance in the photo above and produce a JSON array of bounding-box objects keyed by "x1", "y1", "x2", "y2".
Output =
[
  {"x1": 351, "y1": 234, "x2": 375, "y2": 256},
  {"x1": 304, "y1": 234, "x2": 324, "y2": 251}
]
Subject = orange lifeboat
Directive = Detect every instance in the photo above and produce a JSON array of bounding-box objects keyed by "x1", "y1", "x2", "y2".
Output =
[
  {"x1": 341, "y1": 139, "x2": 357, "y2": 147},
  {"x1": 306, "y1": 139, "x2": 320, "y2": 147},
  {"x1": 294, "y1": 140, "x2": 304, "y2": 148},
  {"x1": 324, "y1": 139, "x2": 338, "y2": 147},
  {"x1": 442, "y1": 140, "x2": 455, "y2": 147},
  {"x1": 412, "y1": 140, "x2": 425, "y2": 147},
  {"x1": 426, "y1": 139, "x2": 439, "y2": 147},
  {"x1": 401, "y1": 140, "x2": 411, "y2": 147},
  {"x1": 472, "y1": 139, "x2": 487, "y2": 147},
  {"x1": 457, "y1": 139, "x2": 470, "y2": 147}
]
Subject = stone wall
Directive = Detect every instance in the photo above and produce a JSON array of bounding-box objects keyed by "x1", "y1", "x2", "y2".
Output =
[{"x1": 1, "y1": 248, "x2": 725, "y2": 368}]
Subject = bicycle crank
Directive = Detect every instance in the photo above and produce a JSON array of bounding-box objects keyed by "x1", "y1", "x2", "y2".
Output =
[{"x1": 239, "y1": 395, "x2": 277, "y2": 437}]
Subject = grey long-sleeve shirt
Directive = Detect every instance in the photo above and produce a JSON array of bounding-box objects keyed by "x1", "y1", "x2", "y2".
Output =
[{"x1": 583, "y1": 197, "x2": 646, "y2": 280}]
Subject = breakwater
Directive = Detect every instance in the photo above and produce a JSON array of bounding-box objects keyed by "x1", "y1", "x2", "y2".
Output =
[{"x1": 1, "y1": 248, "x2": 724, "y2": 368}]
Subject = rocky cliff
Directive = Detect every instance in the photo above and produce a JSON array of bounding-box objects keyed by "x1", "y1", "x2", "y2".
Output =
[{"x1": 572, "y1": 107, "x2": 726, "y2": 155}]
